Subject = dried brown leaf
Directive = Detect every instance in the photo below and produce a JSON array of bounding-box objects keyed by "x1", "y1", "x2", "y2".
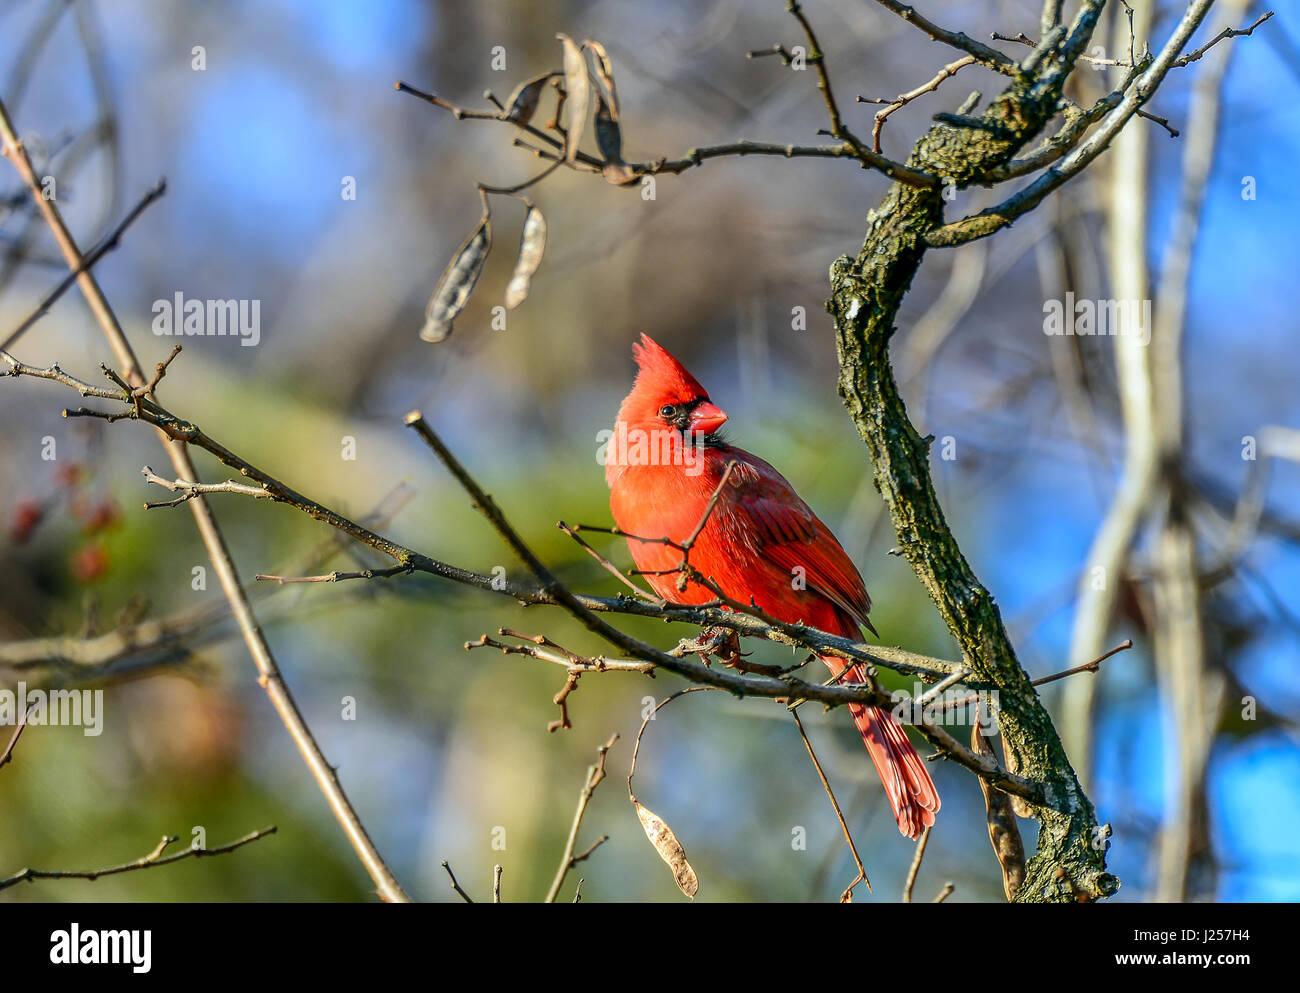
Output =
[
  {"x1": 556, "y1": 33, "x2": 589, "y2": 164},
  {"x1": 504, "y1": 204, "x2": 546, "y2": 310},
  {"x1": 420, "y1": 204, "x2": 491, "y2": 343},
  {"x1": 634, "y1": 801, "x2": 698, "y2": 899}
]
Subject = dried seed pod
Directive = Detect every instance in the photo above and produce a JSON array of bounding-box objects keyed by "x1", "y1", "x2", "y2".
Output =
[
  {"x1": 504, "y1": 203, "x2": 546, "y2": 310},
  {"x1": 584, "y1": 39, "x2": 620, "y2": 118},
  {"x1": 594, "y1": 89, "x2": 641, "y2": 184},
  {"x1": 972, "y1": 712, "x2": 1027, "y2": 901},
  {"x1": 420, "y1": 203, "x2": 492, "y2": 343},
  {"x1": 634, "y1": 801, "x2": 699, "y2": 899},
  {"x1": 503, "y1": 71, "x2": 555, "y2": 125},
  {"x1": 582, "y1": 40, "x2": 639, "y2": 185},
  {"x1": 593, "y1": 90, "x2": 623, "y2": 165},
  {"x1": 556, "y1": 33, "x2": 589, "y2": 164}
]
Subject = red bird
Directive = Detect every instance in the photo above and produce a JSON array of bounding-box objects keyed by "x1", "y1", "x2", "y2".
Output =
[{"x1": 606, "y1": 334, "x2": 939, "y2": 839}]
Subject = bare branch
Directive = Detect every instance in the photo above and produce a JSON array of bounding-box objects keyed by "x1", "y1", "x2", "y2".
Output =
[
  {"x1": 785, "y1": 1, "x2": 847, "y2": 140},
  {"x1": 440, "y1": 860, "x2": 473, "y2": 903},
  {"x1": 545, "y1": 733, "x2": 617, "y2": 902},
  {"x1": 858, "y1": 56, "x2": 976, "y2": 153},
  {"x1": 558, "y1": 520, "x2": 663, "y2": 604},
  {"x1": 0, "y1": 827, "x2": 276, "y2": 891},
  {"x1": 0, "y1": 706, "x2": 32, "y2": 772},
  {"x1": 140, "y1": 464, "x2": 271, "y2": 508},
  {"x1": 791, "y1": 711, "x2": 871, "y2": 901},
  {"x1": 1170, "y1": 9, "x2": 1274, "y2": 68},
  {"x1": 869, "y1": 0, "x2": 1017, "y2": 73},
  {"x1": 902, "y1": 823, "x2": 932, "y2": 902},
  {"x1": 929, "y1": 0, "x2": 1267, "y2": 246},
  {"x1": 0, "y1": 179, "x2": 166, "y2": 354},
  {"x1": 0, "y1": 95, "x2": 410, "y2": 903}
]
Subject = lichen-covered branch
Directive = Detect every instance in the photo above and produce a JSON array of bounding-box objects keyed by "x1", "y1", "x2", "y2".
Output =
[{"x1": 826, "y1": 0, "x2": 1122, "y2": 903}]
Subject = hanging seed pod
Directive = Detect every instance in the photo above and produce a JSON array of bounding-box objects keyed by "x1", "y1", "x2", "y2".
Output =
[
  {"x1": 593, "y1": 90, "x2": 623, "y2": 165},
  {"x1": 972, "y1": 709, "x2": 1027, "y2": 901},
  {"x1": 584, "y1": 42, "x2": 639, "y2": 185},
  {"x1": 585, "y1": 40, "x2": 620, "y2": 117},
  {"x1": 503, "y1": 71, "x2": 556, "y2": 125},
  {"x1": 504, "y1": 203, "x2": 547, "y2": 310},
  {"x1": 556, "y1": 34, "x2": 589, "y2": 164},
  {"x1": 420, "y1": 201, "x2": 492, "y2": 343},
  {"x1": 634, "y1": 800, "x2": 699, "y2": 899},
  {"x1": 595, "y1": 94, "x2": 638, "y2": 185}
]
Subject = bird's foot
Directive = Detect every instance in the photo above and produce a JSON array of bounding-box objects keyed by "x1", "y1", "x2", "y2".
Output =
[{"x1": 671, "y1": 626, "x2": 748, "y2": 668}]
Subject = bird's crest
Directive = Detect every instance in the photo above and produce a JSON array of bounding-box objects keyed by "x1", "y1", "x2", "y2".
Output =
[{"x1": 632, "y1": 333, "x2": 708, "y2": 401}]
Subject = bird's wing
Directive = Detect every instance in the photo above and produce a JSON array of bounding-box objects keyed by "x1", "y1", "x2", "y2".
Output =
[{"x1": 722, "y1": 453, "x2": 875, "y2": 632}]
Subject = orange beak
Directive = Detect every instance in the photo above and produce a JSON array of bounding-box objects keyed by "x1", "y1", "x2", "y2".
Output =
[{"x1": 689, "y1": 401, "x2": 728, "y2": 435}]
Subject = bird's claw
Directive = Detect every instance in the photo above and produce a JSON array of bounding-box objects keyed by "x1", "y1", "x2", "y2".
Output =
[{"x1": 671, "y1": 626, "x2": 748, "y2": 668}]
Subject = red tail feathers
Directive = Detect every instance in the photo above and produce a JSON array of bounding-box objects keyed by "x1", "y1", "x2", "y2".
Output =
[{"x1": 837, "y1": 661, "x2": 940, "y2": 839}]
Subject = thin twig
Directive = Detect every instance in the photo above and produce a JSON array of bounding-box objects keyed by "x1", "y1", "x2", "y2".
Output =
[
  {"x1": 993, "y1": 27, "x2": 1136, "y2": 66},
  {"x1": 0, "y1": 827, "x2": 276, "y2": 891},
  {"x1": 1136, "y1": 108, "x2": 1180, "y2": 138},
  {"x1": 558, "y1": 520, "x2": 663, "y2": 603},
  {"x1": 140, "y1": 464, "x2": 271, "y2": 508},
  {"x1": 1032, "y1": 639, "x2": 1133, "y2": 687},
  {"x1": 902, "y1": 823, "x2": 932, "y2": 902},
  {"x1": 440, "y1": 860, "x2": 473, "y2": 903},
  {"x1": 628, "y1": 687, "x2": 718, "y2": 796},
  {"x1": 791, "y1": 710, "x2": 871, "y2": 901},
  {"x1": 0, "y1": 179, "x2": 166, "y2": 353},
  {"x1": 254, "y1": 565, "x2": 413, "y2": 584},
  {"x1": 1170, "y1": 9, "x2": 1274, "y2": 68},
  {"x1": 647, "y1": 139, "x2": 936, "y2": 187},
  {"x1": 0, "y1": 706, "x2": 32, "y2": 772},
  {"x1": 858, "y1": 56, "x2": 976, "y2": 153},
  {"x1": 545, "y1": 733, "x2": 618, "y2": 902},
  {"x1": 870, "y1": 0, "x2": 1018, "y2": 73},
  {"x1": 914, "y1": 667, "x2": 972, "y2": 708},
  {"x1": 786, "y1": 0, "x2": 846, "y2": 140}
]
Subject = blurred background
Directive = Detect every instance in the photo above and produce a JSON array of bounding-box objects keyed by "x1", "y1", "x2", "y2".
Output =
[{"x1": 0, "y1": 0, "x2": 1296, "y2": 902}]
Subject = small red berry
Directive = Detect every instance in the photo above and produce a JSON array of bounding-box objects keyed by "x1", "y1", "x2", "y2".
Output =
[
  {"x1": 7, "y1": 499, "x2": 44, "y2": 544},
  {"x1": 70, "y1": 541, "x2": 110, "y2": 582}
]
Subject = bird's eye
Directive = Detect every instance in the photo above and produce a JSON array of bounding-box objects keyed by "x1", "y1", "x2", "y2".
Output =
[{"x1": 659, "y1": 404, "x2": 677, "y2": 418}]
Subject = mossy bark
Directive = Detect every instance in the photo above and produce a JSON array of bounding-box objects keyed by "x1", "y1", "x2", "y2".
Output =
[{"x1": 826, "y1": 6, "x2": 1119, "y2": 902}]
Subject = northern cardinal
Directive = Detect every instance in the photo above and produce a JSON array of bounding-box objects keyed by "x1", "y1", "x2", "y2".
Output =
[{"x1": 606, "y1": 334, "x2": 939, "y2": 838}]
